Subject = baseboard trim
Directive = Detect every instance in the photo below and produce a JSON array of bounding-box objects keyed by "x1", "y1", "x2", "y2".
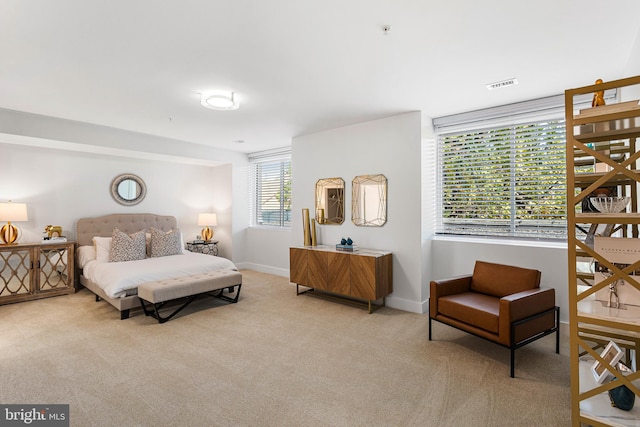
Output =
[
  {"x1": 386, "y1": 296, "x2": 428, "y2": 314},
  {"x1": 235, "y1": 262, "x2": 289, "y2": 277}
]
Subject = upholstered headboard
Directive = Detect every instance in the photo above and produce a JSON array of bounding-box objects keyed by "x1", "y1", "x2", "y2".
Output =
[{"x1": 75, "y1": 213, "x2": 177, "y2": 246}]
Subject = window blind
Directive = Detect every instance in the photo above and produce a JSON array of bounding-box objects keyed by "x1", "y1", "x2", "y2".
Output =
[
  {"x1": 434, "y1": 96, "x2": 570, "y2": 240},
  {"x1": 249, "y1": 148, "x2": 291, "y2": 227}
]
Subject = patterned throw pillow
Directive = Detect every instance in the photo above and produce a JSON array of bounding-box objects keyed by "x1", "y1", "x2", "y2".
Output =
[
  {"x1": 149, "y1": 227, "x2": 182, "y2": 258},
  {"x1": 109, "y1": 228, "x2": 146, "y2": 262}
]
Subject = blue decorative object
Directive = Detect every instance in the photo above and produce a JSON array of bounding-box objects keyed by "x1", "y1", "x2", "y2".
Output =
[
  {"x1": 609, "y1": 381, "x2": 636, "y2": 411},
  {"x1": 346, "y1": 237, "x2": 353, "y2": 245},
  {"x1": 340, "y1": 238, "x2": 347, "y2": 245},
  {"x1": 608, "y1": 363, "x2": 636, "y2": 411}
]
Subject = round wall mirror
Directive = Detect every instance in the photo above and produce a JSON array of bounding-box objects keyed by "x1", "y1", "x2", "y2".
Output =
[{"x1": 110, "y1": 173, "x2": 146, "y2": 206}]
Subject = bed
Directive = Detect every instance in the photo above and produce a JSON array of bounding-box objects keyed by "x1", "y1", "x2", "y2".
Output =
[{"x1": 75, "y1": 213, "x2": 238, "y2": 319}]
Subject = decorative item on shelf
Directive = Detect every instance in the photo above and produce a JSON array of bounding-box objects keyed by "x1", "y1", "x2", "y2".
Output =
[
  {"x1": 44, "y1": 225, "x2": 63, "y2": 238},
  {"x1": 310, "y1": 219, "x2": 317, "y2": 246},
  {"x1": 302, "y1": 208, "x2": 311, "y2": 246},
  {"x1": 599, "y1": 269, "x2": 624, "y2": 309},
  {"x1": 0, "y1": 201, "x2": 28, "y2": 245},
  {"x1": 592, "y1": 340, "x2": 624, "y2": 384},
  {"x1": 336, "y1": 237, "x2": 358, "y2": 252},
  {"x1": 590, "y1": 196, "x2": 630, "y2": 213},
  {"x1": 197, "y1": 213, "x2": 217, "y2": 241},
  {"x1": 42, "y1": 225, "x2": 63, "y2": 242},
  {"x1": 582, "y1": 187, "x2": 617, "y2": 213},
  {"x1": 608, "y1": 362, "x2": 636, "y2": 411},
  {"x1": 592, "y1": 78, "x2": 606, "y2": 107},
  {"x1": 593, "y1": 237, "x2": 640, "y2": 308},
  {"x1": 594, "y1": 264, "x2": 640, "y2": 308},
  {"x1": 41, "y1": 236, "x2": 67, "y2": 244}
]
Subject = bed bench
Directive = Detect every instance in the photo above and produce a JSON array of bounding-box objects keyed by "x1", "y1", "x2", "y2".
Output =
[{"x1": 138, "y1": 269, "x2": 242, "y2": 323}]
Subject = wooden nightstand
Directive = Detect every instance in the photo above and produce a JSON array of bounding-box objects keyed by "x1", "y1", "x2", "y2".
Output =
[{"x1": 185, "y1": 240, "x2": 219, "y2": 256}]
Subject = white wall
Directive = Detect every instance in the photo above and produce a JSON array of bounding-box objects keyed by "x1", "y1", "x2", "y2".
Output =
[
  {"x1": 0, "y1": 102, "x2": 596, "y2": 320},
  {"x1": 0, "y1": 142, "x2": 240, "y2": 258},
  {"x1": 0, "y1": 107, "x2": 252, "y2": 263},
  {"x1": 291, "y1": 112, "x2": 425, "y2": 312},
  {"x1": 242, "y1": 227, "x2": 292, "y2": 276}
]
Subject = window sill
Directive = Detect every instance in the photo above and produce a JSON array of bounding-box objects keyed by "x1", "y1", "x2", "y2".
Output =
[
  {"x1": 249, "y1": 225, "x2": 291, "y2": 231},
  {"x1": 432, "y1": 234, "x2": 567, "y2": 250}
]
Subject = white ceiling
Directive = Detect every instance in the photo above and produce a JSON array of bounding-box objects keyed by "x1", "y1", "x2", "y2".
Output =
[{"x1": 2, "y1": 1, "x2": 639, "y2": 154}]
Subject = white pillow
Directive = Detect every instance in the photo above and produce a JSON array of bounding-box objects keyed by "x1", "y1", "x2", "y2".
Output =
[
  {"x1": 93, "y1": 237, "x2": 112, "y2": 262},
  {"x1": 76, "y1": 245, "x2": 96, "y2": 269}
]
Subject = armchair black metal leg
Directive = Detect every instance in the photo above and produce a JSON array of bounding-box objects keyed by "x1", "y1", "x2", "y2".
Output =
[
  {"x1": 428, "y1": 316, "x2": 432, "y2": 341},
  {"x1": 510, "y1": 321, "x2": 516, "y2": 378},
  {"x1": 510, "y1": 348, "x2": 515, "y2": 378},
  {"x1": 555, "y1": 306, "x2": 560, "y2": 354}
]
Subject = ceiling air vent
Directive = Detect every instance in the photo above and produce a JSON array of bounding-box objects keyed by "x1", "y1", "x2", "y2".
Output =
[{"x1": 486, "y1": 78, "x2": 518, "y2": 91}]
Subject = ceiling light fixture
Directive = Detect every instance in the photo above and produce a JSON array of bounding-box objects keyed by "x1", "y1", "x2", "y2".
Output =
[{"x1": 200, "y1": 91, "x2": 239, "y2": 111}]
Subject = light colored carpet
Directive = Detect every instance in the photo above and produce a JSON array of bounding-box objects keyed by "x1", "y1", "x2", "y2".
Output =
[{"x1": 0, "y1": 270, "x2": 570, "y2": 426}]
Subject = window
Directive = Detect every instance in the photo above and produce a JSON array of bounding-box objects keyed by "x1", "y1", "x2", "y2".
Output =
[
  {"x1": 249, "y1": 149, "x2": 291, "y2": 227},
  {"x1": 434, "y1": 95, "x2": 569, "y2": 240}
]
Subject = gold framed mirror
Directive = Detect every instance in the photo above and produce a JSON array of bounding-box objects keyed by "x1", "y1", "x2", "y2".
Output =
[
  {"x1": 352, "y1": 174, "x2": 387, "y2": 226},
  {"x1": 315, "y1": 178, "x2": 345, "y2": 225},
  {"x1": 110, "y1": 173, "x2": 147, "y2": 206}
]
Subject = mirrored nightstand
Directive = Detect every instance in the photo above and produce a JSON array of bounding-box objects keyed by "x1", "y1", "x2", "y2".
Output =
[{"x1": 186, "y1": 240, "x2": 219, "y2": 256}]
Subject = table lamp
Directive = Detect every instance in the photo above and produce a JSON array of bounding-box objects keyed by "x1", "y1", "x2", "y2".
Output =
[
  {"x1": 198, "y1": 213, "x2": 217, "y2": 241},
  {"x1": 0, "y1": 201, "x2": 28, "y2": 245}
]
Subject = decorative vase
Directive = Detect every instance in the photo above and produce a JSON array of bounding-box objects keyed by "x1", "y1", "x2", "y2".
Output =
[
  {"x1": 609, "y1": 382, "x2": 636, "y2": 411},
  {"x1": 317, "y1": 208, "x2": 324, "y2": 224},
  {"x1": 302, "y1": 209, "x2": 311, "y2": 246},
  {"x1": 311, "y1": 219, "x2": 317, "y2": 246},
  {"x1": 608, "y1": 363, "x2": 636, "y2": 411}
]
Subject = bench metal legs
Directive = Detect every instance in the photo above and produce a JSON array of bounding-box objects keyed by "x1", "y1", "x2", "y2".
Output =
[
  {"x1": 139, "y1": 283, "x2": 242, "y2": 323},
  {"x1": 212, "y1": 285, "x2": 242, "y2": 304}
]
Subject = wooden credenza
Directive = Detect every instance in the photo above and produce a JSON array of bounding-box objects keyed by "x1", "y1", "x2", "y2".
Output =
[
  {"x1": 0, "y1": 241, "x2": 76, "y2": 305},
  {"x1": 290, "y1": 245, "x2": 392, "y2": 313}
]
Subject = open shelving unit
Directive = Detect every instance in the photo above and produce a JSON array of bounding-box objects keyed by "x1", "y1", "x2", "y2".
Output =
[{"x1": 566, "y1": 75, "x2": 640, "y2": 426}]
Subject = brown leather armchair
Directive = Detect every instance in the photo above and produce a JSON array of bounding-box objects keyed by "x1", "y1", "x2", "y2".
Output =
[{"x1": 429, "y1": 260, "x2": 559, "y2": 377}]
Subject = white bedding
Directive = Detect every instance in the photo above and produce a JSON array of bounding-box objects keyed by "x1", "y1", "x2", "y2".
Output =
[{"x1": 82, "y1": 252, "x2": 237, "y2": 298}]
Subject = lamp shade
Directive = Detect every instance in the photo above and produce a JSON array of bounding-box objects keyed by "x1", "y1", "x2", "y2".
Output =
[
  {"x1": 198, "y1": 213, "x2": 217, "y2": 227},
  {"x1": 0, "y1": 202, "x2": 28, "y2": 222}
]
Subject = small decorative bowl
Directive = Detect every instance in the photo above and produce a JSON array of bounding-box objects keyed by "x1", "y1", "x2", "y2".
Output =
[{"x1": 590, "y1": 196, "x2": 630, "y2": 213}]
